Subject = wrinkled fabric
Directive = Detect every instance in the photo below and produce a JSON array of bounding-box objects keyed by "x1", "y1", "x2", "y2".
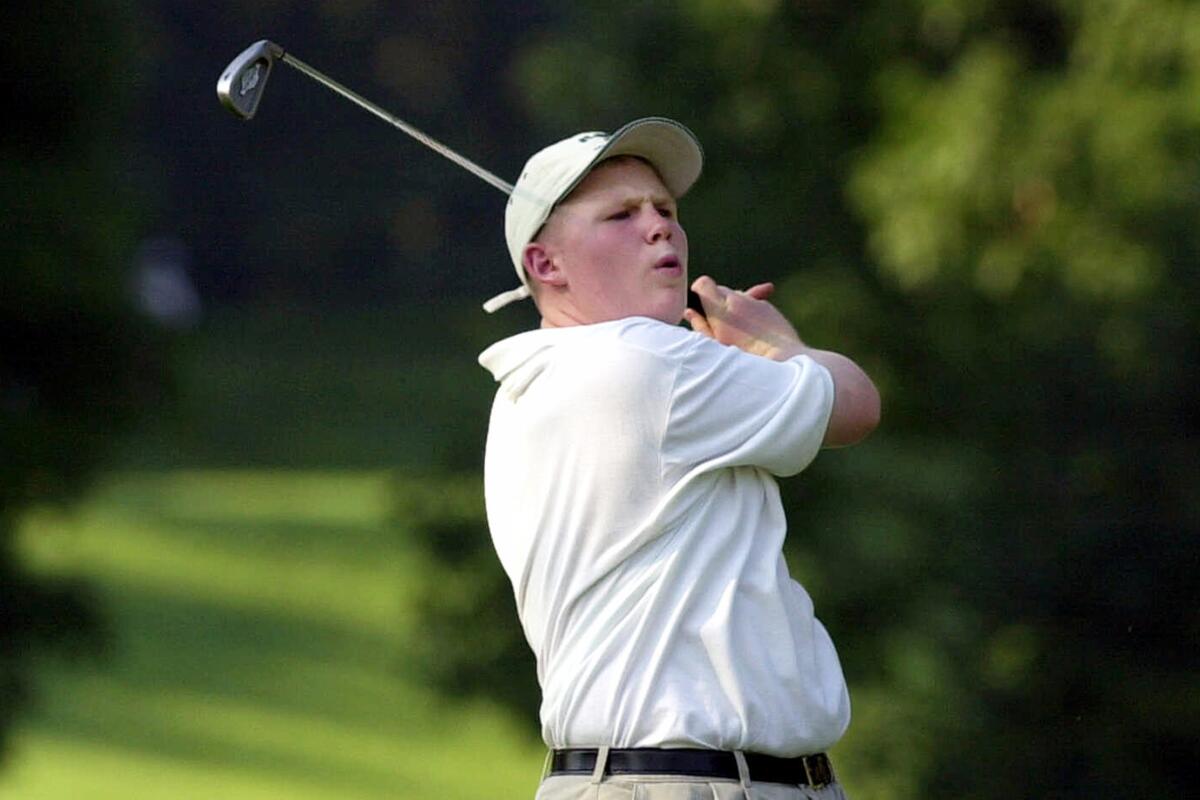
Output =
[{"x1": 480, "y1": 317, "x2": 848, "y2": 755}]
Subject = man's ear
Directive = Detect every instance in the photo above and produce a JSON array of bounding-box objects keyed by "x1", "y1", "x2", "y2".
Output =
[{"x1": 523, "y1": 242, "x2": 567, "y2": 289}]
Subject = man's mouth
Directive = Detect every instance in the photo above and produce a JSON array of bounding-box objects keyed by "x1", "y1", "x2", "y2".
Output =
[{"x1": 654, "y1": 254, "x2": 682, "y2": 274}]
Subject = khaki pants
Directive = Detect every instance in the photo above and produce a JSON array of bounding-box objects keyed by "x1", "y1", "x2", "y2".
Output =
[
  {"x1": 537, "y1": 774, "x2": 849, "y2": 800},
  {"x1": 535, "y1": 749, "x2": 849, "y2": 800}
]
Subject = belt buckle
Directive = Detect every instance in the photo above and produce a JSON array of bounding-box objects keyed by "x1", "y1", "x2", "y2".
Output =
[{"x1": 802, "y1": 755, "x2": 830, "y2": 789}]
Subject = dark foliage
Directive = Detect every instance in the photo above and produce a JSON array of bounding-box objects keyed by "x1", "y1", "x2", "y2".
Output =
[{"x1": 0, "y1": 0, "x2": 171, "y2": 757}]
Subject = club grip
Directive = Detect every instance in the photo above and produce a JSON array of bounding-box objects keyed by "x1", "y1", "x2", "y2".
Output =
[{"x1": 687, "y1": 289, "x2": 705, "y2": 316}]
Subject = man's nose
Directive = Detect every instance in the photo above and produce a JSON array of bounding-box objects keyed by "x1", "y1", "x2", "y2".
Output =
[{"x1": 645, "y1": 209, "x2": 672, "y2": 242}]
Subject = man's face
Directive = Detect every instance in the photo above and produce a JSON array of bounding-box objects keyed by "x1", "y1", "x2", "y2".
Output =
[{"x1": 533, "y1": 157, "x2": 689, "y2": 325}]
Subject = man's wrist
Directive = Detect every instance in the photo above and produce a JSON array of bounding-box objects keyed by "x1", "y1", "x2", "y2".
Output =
[{"x1": 764, "y1": 342, "x2": 809, "y2": 362}]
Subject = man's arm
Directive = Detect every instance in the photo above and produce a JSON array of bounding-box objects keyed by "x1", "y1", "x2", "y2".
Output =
[{"x1": 685, "y1": 275, "x2": 881, "y2": 448}]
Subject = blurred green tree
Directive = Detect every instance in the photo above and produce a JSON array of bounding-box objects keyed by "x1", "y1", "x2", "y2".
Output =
[
  {"x1": 398, "y1": 474, "x2": 539, "y2": 724},
  {"x1": 833, "y1": 2, "x2": 1199, "y2": 795},
  {"x1": 412, "y1": 0, "x2": 1198, "y2": 796},
  {"x1": 0, "y1": 0, "x2": 170, "y2": 759}
]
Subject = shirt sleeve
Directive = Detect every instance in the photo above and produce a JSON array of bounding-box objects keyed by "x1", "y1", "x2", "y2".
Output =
[{"x1": 661, "y1": 334, "x2": 835, "y2": 477}]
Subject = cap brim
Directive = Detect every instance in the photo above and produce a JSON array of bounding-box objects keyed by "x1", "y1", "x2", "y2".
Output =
[{"x1": 558, "y1": 117, "x2": 704, "y2": 206}]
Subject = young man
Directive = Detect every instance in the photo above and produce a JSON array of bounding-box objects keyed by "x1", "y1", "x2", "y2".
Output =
[{"x1": 479, "y1": 118, "x2": 880, "y2": 800}]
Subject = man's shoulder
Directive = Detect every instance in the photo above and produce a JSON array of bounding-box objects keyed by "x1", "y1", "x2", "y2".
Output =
[
  {"x1": 600, "y1": 316, "x2": 697, "y2": 353},
  {"x1": 542, "y1": 317, "x2": 689, "y2": 376},
  {"x1": 551, "y1": 319, "x2": 704, "y2": 385},
  {"x1": 479, "y1": 318, "x2": 701, "y2": 399},
  {"x1": 482, "y1": 317, "x2": 697, "y2": 362}
]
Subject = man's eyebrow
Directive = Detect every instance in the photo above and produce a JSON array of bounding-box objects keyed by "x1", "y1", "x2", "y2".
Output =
[{"x1": 611, "y1": 192, "x2": 676, "y2": 207}]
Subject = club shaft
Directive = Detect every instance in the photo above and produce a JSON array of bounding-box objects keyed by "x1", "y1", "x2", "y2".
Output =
[{"x1": 279, "y1": 53, "x2": 514, "y2": 196}]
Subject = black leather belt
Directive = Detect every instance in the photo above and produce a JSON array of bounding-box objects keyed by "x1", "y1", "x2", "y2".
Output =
[{"x1": 549, "y1": 748, "x2": 834, "y2": 787}]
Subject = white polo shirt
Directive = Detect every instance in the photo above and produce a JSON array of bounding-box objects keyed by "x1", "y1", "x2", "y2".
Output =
[{"x1": 478, "y1": 317, "x2": 849, "y2": 757}]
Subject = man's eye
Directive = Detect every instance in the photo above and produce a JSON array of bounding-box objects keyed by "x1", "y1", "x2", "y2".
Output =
[
  {"x1": 657, "y1": 207, "x2": 675, "y2": 218},
  {"x1": 608, "y1": 210, "x2": 631, "y2": 220}
]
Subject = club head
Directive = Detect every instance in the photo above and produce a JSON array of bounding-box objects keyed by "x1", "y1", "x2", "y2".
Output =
[{"x1": 217, "y1": 40, "x2": 284, "y2": 120}]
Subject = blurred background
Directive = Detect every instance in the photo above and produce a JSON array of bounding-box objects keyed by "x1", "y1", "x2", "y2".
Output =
[{"x1": 2, "y1": 1, "x2": 1197, "y2": 797}]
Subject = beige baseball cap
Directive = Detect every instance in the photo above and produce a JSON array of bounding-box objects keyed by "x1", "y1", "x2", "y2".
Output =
[{"x1": 483, "y1": 117, "x2": 704, "y2": 313}]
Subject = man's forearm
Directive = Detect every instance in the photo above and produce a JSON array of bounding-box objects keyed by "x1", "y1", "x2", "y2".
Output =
[{"x1": 789, "y1": 347, "x2": 881, "y2": 448}]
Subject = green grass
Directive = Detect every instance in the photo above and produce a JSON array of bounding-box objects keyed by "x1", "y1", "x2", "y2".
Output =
[
  {"x1": 3, "y1": 469, "x2": 545, "y2": 799},
  {"x1": 3, "y1": 304, "x2": 545, "y2": 797}
]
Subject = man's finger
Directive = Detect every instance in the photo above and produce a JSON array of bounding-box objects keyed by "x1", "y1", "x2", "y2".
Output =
[
  {"x1": 690, "y1": 274, "x2": 718, "y2": 296},
  {"x1": 683, "y1": 308, "x2": 714, "y2": 338},
  {"x1": 744, "y1": 282, "x2": 775, "y2": 300},
  {"x1": 690, "y1": 275, "x2": 726, "y2": 312}
]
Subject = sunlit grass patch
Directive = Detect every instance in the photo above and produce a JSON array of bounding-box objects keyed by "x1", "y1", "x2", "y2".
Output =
[{"x1": 4, "y1": 469, "x2": 543, "y2": 800}]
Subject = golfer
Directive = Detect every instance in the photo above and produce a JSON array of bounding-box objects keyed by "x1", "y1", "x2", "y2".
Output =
[{"x1": 479, "y1": 118, "x2": 880, "y2": 800}]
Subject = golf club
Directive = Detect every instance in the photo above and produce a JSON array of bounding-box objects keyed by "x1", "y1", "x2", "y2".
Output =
[
  {"x1": 216, "y1": 39, "x2": 704, "y2": 314},
  {"x1": 217, "y1": 40, "x2": 513, "y2": 194}
]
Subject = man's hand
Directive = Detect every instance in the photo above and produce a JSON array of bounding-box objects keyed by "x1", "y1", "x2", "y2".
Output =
[
  {"x1": 683, "y1": 275, "x2": 805, "y2": 361},
  {"x1": 683, "y1": 274, "x2": 881, "y2": 448}
]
